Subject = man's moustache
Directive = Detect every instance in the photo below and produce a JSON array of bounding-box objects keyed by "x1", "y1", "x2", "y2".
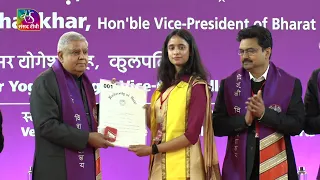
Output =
[{"x1": 243, "y1": 59, "x2": 252, "y2": 63}]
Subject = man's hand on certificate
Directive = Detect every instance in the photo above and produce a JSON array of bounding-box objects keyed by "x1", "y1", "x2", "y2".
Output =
[
  {"x1": 88, "y1": 132, "x2": 114, "y2": 149},
  {"x1": 128, "y1": 145, "x2": 152, "y2": 157}
]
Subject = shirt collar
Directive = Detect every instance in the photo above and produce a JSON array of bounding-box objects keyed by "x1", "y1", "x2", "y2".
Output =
[{"x1": 249, "y1": 64, "x2": 269, "y2": 82}]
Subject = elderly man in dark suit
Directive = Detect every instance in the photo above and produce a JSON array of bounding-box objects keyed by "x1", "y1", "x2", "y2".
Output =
[{"x1": 30, "y1": 31, "x2": 113, "y2": 180}]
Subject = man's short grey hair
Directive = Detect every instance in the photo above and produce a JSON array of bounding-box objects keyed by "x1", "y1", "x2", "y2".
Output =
[{"x1": 57, "y1": 31, "x2": 88, "y2": 52}]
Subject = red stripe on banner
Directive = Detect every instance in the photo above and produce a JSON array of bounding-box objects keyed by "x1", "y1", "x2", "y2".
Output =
[
  {"x1": 96, "y1": 156, "x2": 101, "y2": 175},
  {"x1": 260, "y1": 160, "x2": 288, "y2": 180},
  {"x1": 260, "y1": 137, "x2": 286, "y2": 163}
]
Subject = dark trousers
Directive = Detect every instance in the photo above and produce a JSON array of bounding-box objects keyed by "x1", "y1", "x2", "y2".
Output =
[{"x1": 250, "y1": 139, "x2": 259, "y2": 180}]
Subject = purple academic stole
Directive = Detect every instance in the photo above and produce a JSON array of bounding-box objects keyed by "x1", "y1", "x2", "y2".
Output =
[
  {"x1": 222, "y1": 62, "x2": 295, "y2": 180},
  {"x1": 52, "y1": 60, "x2": 101, "y2": 180}
]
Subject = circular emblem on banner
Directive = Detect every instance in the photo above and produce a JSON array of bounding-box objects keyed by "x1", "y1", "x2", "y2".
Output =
[
  {"x1": 269, "y1": 104, "x2": 282, "y2": 113},
  {"x1": 119, "y1": 99, "x2": 126, "y2": 106}
]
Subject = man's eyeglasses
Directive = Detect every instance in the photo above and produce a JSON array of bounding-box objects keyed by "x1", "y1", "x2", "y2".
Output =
[{"x1": 238, "y1": 48, "x2": 259, "y2": 56}]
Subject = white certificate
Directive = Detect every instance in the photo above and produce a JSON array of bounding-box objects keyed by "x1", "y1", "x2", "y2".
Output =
[{"x1": 98, "y1": 79, "x2": 148, "y2": 148}]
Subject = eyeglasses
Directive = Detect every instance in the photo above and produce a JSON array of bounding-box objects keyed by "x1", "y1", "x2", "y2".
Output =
[{"x1": 238, "y1": 48, "x2": 259, "y2": 56}]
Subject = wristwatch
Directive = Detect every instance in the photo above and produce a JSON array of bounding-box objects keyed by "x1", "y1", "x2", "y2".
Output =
[{"x1": 152, "y1": 144, "x2": 159, "y2": 155}]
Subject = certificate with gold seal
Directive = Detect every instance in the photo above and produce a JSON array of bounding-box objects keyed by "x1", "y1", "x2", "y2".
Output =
[{"x1": 98, "y1": 79, "x2": 148, "y2": 148}]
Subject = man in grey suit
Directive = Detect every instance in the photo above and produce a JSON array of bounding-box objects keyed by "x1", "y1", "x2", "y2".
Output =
[
  {"x1": 30, "y1": 31, "x2": 113, "y2": 180},
  {"x1": 0, "y1": 110, "x2": 4, "y2": 153}
]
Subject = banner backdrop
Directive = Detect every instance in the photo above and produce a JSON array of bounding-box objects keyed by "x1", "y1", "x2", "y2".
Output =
[{"x1": 0, "y1": 0, "x2": 319, "y2": 179}]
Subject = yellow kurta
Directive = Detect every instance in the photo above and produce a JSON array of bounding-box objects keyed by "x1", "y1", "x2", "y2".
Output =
[{"x1": 148, "y1": 76, "x2": 221, "y2": 180}]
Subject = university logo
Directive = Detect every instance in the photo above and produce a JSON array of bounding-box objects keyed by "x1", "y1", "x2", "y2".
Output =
[
  {"x1": 119, "y1": 99, "x2": 126, "y2": 106},
  {"x1": 16, "y1": 9, "x2": 41, "y2": 31}
]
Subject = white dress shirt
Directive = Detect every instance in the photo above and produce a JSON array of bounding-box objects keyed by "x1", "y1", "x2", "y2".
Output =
[{"x1": 249, "y1": 65, "x2": 270, "y2": 82}]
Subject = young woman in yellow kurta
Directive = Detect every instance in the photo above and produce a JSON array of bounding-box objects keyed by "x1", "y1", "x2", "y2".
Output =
[{"x1": 129, "y1": 29, "x2": 221, "y2": 180}]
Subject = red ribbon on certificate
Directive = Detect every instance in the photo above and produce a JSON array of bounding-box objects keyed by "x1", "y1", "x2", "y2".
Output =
[{"x1": 105, "y1": 126, "x2": 117, "y2": 142}]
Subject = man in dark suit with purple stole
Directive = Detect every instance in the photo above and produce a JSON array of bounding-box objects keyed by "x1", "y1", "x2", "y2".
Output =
[
  {"x1": 212, "y1": 25, "x2": 305, "y2": 180},
  {"x1": 304, "y1": 68, "x2": 320, "y2": 180},
  {"x1": 30, "y1": 31, "x2": 113, "y2": 180}
]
